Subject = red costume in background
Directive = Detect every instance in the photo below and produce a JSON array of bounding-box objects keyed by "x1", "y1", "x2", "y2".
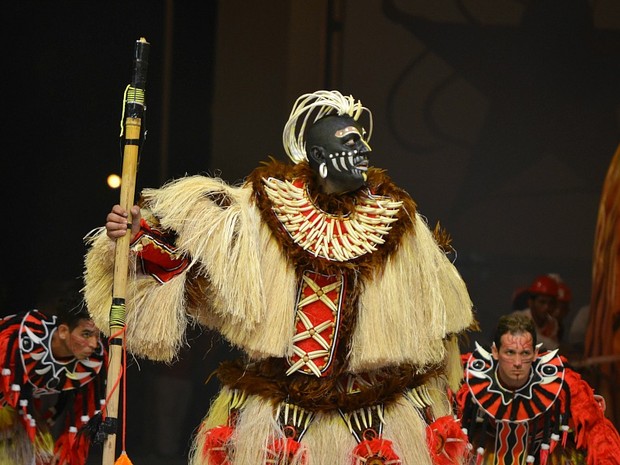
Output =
[
  {"x1": 0, "y1": 311, "x2": 106, "y2": 465},
  {"x1": 456, "y1": 344, "x2": 620, "y2": 465}
]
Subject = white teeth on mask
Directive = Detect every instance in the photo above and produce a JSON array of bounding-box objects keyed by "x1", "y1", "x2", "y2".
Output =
[
  {"x1": 339, "y1": 157, "x2": 348, "y2": 170},
  {"x1": 331, "y1": 158, "x2": 342, "y2": 172},
  {"x1": 348, "y1": 155, "x2": 354, "y2": 167}
]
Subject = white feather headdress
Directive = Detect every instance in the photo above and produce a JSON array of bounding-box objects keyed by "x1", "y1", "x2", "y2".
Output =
[{"x1": 282, "y1": 90, "x2": 373, "y2": 164}]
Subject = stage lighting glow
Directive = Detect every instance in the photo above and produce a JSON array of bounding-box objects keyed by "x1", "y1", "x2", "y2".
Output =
[{"x1": 107, "y1": 174, "x2": 121, "y2": 189}]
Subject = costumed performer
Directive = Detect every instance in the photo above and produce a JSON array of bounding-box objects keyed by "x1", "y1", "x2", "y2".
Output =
[
  {"x1": 84, "y1": 90, "x2": 475, "y2": 465},
  {"x1": 456, "y1": 314, "x2": 620, "y2": 465},
  {"x1": 510, "y1": 275, "x2": 560, "y2": 351},
  {"x1": 0, "y1": 292, "x2": 106, "y2": 465}
]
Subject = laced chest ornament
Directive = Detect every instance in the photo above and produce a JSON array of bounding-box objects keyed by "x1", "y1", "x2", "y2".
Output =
[
  {"x1": 286, "y1": 271, "x2": 345, "y2": 377},
  {"x1": 263, "y1": 177, "x2": 402, "y2": 261}
]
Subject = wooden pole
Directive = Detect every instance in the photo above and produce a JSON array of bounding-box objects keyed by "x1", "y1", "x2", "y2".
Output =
[{"x1": 102, "y1": 38, "x2": 150, "y2": 465}]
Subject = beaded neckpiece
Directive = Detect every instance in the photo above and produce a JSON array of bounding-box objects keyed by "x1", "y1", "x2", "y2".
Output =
[{"x1": 263, "y1": 177, "x2": 402, "y2": 262}]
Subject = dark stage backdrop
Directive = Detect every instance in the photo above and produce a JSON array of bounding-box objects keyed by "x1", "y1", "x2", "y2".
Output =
[
  {"x1": 3, "y1": 2, "x2": 216, "y2": 313},
  {"x1": 3, "y1": 1, "x2": 620, "y2": 463}
]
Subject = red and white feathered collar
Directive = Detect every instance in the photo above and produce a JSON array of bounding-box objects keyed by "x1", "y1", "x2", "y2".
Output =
[
  {"x1": 262, "y1": 177, "x2": 403, "y2": 262},
  {"x1": 464, "y1": 342, "x2": 565, "y2": 423}
]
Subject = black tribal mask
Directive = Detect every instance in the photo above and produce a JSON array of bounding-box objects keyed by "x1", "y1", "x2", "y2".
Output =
[{"x1": 305, "y1": 115, "x2": 372, "y2": 195}]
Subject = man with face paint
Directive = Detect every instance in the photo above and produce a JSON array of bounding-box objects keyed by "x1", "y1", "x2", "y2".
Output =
[
  {"x1": 457, "y1": 314, "x2": 620, "y2": 465},
  {"x1": 85, "y1": 90, "x2": 474, "y2": 465},
  {"x1": 0, "y1": 292, "x2": 106, "y2": 465},
  {"x1": 305, "y1": 115, "x2": 371, "y2": 194}
]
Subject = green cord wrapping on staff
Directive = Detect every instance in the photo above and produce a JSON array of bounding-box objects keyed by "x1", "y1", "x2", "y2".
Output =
[
  {"x1": 119, "y1": 86, "x2": 146, "y2": 137},
  {"x1": 109, "y1": 298, "x2": 127, "y2": 329},
  {"x1": 101, "y1": 37, "x2": 150, "y2": 465}
]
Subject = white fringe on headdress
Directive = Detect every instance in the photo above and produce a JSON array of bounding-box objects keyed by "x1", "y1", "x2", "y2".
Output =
[
  {"x1": 349, "y1": 213, "x2": 473, "y2": 372},
  {"x1": 282, "y1": 90, "x2": 373, "y2": 164}
]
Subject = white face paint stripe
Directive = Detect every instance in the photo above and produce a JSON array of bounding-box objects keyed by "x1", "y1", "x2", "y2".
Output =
[
  {"x1": 339, "y1": 156, "x2": 348, "y2": 170},
  {"x1": 331, "y1": 158, "x2": 342, "y2": 172},
  {"x1": 347, "y1": 155, "x2": 354, "y2": 167}
]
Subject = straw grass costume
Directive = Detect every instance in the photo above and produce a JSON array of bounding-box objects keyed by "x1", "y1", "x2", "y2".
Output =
[{"x1": 84, "y1": 91, "x2": 474, "y2": 465}]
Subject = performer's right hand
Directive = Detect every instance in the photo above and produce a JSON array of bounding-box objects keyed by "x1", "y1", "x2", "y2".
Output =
[{"x1": 106, "y1": 204, "x2": 141, "y2": 240}]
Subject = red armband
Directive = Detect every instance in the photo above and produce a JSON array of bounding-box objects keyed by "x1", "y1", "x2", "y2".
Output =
[{"x1": 131, "y1": 218, "x2": 189, "y2": 283}]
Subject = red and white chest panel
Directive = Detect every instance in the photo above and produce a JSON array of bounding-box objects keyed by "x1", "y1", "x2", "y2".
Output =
[{"x1": 286, "y1": 271, "x2": 346, "y2": 377}]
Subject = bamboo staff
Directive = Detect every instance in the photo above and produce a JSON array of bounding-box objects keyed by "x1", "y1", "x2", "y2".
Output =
[{"x1": 102, "y1": 37, "x2": 150, "y2": 465}]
